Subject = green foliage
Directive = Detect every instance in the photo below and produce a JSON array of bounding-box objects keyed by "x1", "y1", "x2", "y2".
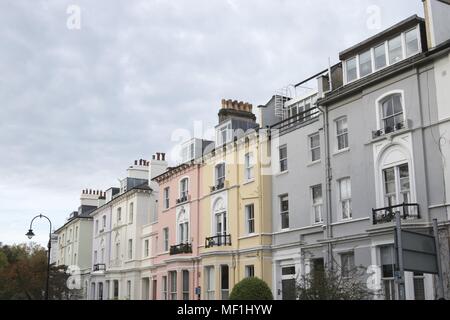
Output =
[
  {"x1": 0, "y1": 243, "x2": 80, "y2": 300},
  {"x1": 296, "y1": 265, "x2": 377, "y2": 300},
  {"x1": 229, "y1": 277, "x2": 273, "y2": 300}
]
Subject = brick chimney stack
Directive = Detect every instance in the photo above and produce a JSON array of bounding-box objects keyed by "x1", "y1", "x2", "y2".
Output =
[{"x1": 218, "y1": 98, "x2": 256, "y2": 123}]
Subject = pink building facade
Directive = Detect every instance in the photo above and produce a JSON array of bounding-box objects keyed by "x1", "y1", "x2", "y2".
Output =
[{"x1": 150, "y1": 163, "x2": 202, "y2": 300}]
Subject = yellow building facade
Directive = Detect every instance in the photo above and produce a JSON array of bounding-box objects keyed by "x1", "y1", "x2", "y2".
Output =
[{"x1": 199, "y1": 100, "x2": 272, "y2": 300}]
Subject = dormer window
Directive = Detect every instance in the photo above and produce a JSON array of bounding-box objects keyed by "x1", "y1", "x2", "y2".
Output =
[
  {"x1": 374, "y1": 44, "x2": 387, "y2": 70},
  {"x1": 405, "y1": 28, "x2": 419, "y2": 57},
  {"x1": 346, "y1": 57, "x2": 357, "y2": 83},
  {"x1": 388, "y1": 36, "x2": 402, "y2": 65},
  {"x1": 181, "y1": 142, "x2": 195, "y2": 163},
  {"x1": 359, "y1": 50, "x2": 372, "y2": 77},
  {"x1": 216, "y1": 122, "x2": 232, "y2": 146},
  {"x1": 343, "y1": 25, "x2": 421, "y2": 84}
]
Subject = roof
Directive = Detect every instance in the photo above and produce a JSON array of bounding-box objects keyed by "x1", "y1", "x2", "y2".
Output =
[
  {"x1": 319, "y1": 39, "x2": 450, "y2": 106},
  {"x1": 88, "y1": 182, "x2": 152, "y2": 217},
  {"x1": 152, "y1": 162, "x2": 198, "y2": 183},
  {"x1": 339, "y1": 15, "x2": 425, "y2": 61}
]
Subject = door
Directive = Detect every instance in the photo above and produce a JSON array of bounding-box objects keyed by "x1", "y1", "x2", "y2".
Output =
[
  {"x1": 152, "y1": 279, "x2": 157, "y2": 300},
  {"x1": 281, "y1": 266, "x2": 296, "y2": 300}
]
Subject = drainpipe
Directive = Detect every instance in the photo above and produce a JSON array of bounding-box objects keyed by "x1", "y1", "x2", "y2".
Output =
[
  {"x1": 318, "y1": 104, "x2": 333, "y2": 270},
  {"x1": 257, "y1": 133, "x2": 264, "y2": 280},
  {"x1": 235, "y1": 139, "x2": 240, "y2": 283}
]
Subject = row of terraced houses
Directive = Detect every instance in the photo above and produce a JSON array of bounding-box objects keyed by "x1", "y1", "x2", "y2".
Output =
[{"x1": 52, "y1": 0, "x2": 450, "y2": 300}]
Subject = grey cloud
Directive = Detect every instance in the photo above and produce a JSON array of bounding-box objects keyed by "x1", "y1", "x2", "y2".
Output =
[{"x1": 0, "y1": 0, "x2": 423, "y2": 244}]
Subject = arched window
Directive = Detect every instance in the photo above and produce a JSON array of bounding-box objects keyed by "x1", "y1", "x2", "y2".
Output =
[
  {"x1": 380, "y1": 94, "x2": 404, "y2": 133},
  {"x1": 213, "y1": 198, "x2": 227, "y2": 236},
  {"x1": 177, "y1": 208, "x2": 189, "y2": 244}
]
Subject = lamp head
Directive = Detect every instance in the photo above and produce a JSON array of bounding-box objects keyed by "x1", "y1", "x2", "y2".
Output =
[{"x1": 26, "y1": 229, "x2": 35, "y2": 239}]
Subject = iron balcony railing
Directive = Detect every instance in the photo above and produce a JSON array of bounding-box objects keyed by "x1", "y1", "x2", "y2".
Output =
[
  {"x1": 176, "y1": 194, "x2": 190, "y2": 204},
  {"x1": 372, "y1": 203, "x2": 420, "y2": 225},
  {"x1": 210, "y1": 181, "x2": 225, "y2": 193},
  {"x1": 169, "y1": 243, "x2": 193, "y2": 255},
  {"x1": 205, "y1": 234, "x2": 232, "y2": 248},
  {"x1": 93, "y1": 263, "x2": 106, "y2": 271},
  {"x1": 270, "y1": 107, "x2": 320, "y2": 135},
  {"x1": 372, "y1": 120, "x2": 406, "y2": 139}
]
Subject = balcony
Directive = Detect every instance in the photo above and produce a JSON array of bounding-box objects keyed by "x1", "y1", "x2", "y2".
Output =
[
  {"x1": 170, "y1": 243, "x2": 193, "y2": 255},
  {"x1": 270, "y1": 107, "x2": 320, "y2": 135},
  {"x1": 210, "y1": 181, "x2": 226, "y2": 193},
  {"x1": 372, "y1": 203, "x2": 420, "y2": 225},
  {"x1": 205, "y1": 235, "x2": 232, "y2": 248},
  {"x1": 176, "y1": 194, "x2": 190, "y2": 205},
  {"x1": 93, "y1": 263, "x2": 106, "y2": 272},
  {"x1": 372, "y1": 120, "x2": 408, "y2": 139}
]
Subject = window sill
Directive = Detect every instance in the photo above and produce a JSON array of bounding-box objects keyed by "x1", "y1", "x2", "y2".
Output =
[
  {"x1": 243, "y1": 179, "x2": 255, "y2": 186},
  {"x1": 333, "y1": 148, "x2": 350, "y2": 156},
  {"x1": 307, "y1": 160, "x2": 321, "y2": 167},
  {"x1": 275, "y1": 171, "x2": 289, "y2": 177}
]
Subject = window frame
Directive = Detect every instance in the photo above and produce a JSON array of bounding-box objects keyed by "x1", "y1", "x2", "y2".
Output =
[
  {"x1": 129, "y1": 202, "x2": 134, "y2": 224},
  {"x1": 338, "y1": 177, "x2": 352, "y2": 220},
  {"x1": 163, "y1": 228, "x2": 169, "y2": 252},
  {"x1": 311, "y1": 185, "x2": 324, "y2": 224},
  {"x1": 163, "y1": 187, "x2": 170, "y2": 210},
  {"x1": 279, "y1": 145, "x2": 288, "y2": 173},
  {"x1": 343, "y1": 26, "x2": 421, "y2": 84},
  {"x1": 244, "y1": 152, "x2": 255, "y2": 182},
  {"x1": 309, "y1": 133, "x2": 321, "y2": 163},
  {"x1": 245, "y1": 204, "x2": 255, "y2": 235},
  {"x1": 179, "y1": 177, "x2": 189, "y2": 199},
  {"x1": 215, "y1": 163, "x2": 226, "y2": 187},
  {"x1": 279, "y1": 194, "x2": 290, "y2": 230},
  {"x1": 335, "y1": 117, "x2": 349, "y2": 152},
  {"x1": 128, "y1": 239, "x2": 133, "y2": 260},
  {"x1": 245, "y1": 265, "x2": 255, "y2": 278},
  {"x1": 340, "y1": 252, "x2": 355, "y2": 278}
]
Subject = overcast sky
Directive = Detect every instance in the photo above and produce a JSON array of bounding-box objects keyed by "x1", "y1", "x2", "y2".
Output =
[{"x1": 0, "y1": 0, "x2": 423, "y2": 246}]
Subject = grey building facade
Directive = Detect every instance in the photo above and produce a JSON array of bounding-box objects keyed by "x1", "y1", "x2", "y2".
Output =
[{"x1": 261, "y1": 0, "x2": 450, "y2": 300}]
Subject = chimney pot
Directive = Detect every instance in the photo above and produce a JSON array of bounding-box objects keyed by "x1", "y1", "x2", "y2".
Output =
[
  {"x1": 157, "y1": 152, "x2": 161, "y2": 160},
  {"x1": 162, "y1": 153, "x2": 166, "y2": 161}
]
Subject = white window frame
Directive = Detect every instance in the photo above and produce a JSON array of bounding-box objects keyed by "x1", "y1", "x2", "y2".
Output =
[
  {"x1": 216, "y1": 121, "x2": 232, "y2": 146},
  {"x1": 144, "y1": 239, "x2": 149, "y2": 257},
  {"x1": 280, "y1": 194, "x2": 289, "y2": 230},
  {"x1": 128, "y1": 239, "x2": 133, "y2": 260},
  {"x1": 169, "y1": 271, "x2": 177, "y2": 300},
  {"x1": 338, "y1": 177, "x2": 352, "y2": 220},
  {"x1": 340, "y1": 252, "x2": 355, "y2": 278},
  {"x1": 163, "y1": 228, "x2": 169, "y2": 252},
  {"x1": 162, "y1": 276, "x2": 168, "y2": 300},
  {"x1": 205, "y1": 266, "x2": 215, "y2": 300},
  {"x1": 343, "y1": 26, "x2": 421, "y2": 84},
  {"x1": 179, "y1": 177, "x2": 189, "y2": 199},
  {"x1": 163, "y1": 187, "x2": 170, "y2": 210},
  {"x1": 335, "y1": 116, "x2": 349, "y2": 152},
  {"x1": 215, "y1": 163, "x2": 226, "y2": 187},
  {"x1": 309, "y1": 133, "x2": 321, "y2": 163},
  {"x1": 279, "y1": 145, "x2": 288, "y2": 173},
  {"x1": 375, "y1": 90, "x2": 406, "y2": 131},
  {"x1": 245, "y1": 265, "x2": 255, "y2": 278},
  {"x1": 245, "y1": 204, "x2": 255, "y2": 235},
  {"x1": 311, "y1": 185, "x2": 323, "y2": 224},
  {"x1": 245, "y1": 152, "x2": 254, "y2": 182},
  {"x1": 129, "y1": 202, "x2": 134, "y2": 224}
]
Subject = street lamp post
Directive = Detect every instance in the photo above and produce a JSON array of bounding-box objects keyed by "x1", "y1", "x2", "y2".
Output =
[{"x1": 26, "y1": 214, "x2": 53, "y2": 300}]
